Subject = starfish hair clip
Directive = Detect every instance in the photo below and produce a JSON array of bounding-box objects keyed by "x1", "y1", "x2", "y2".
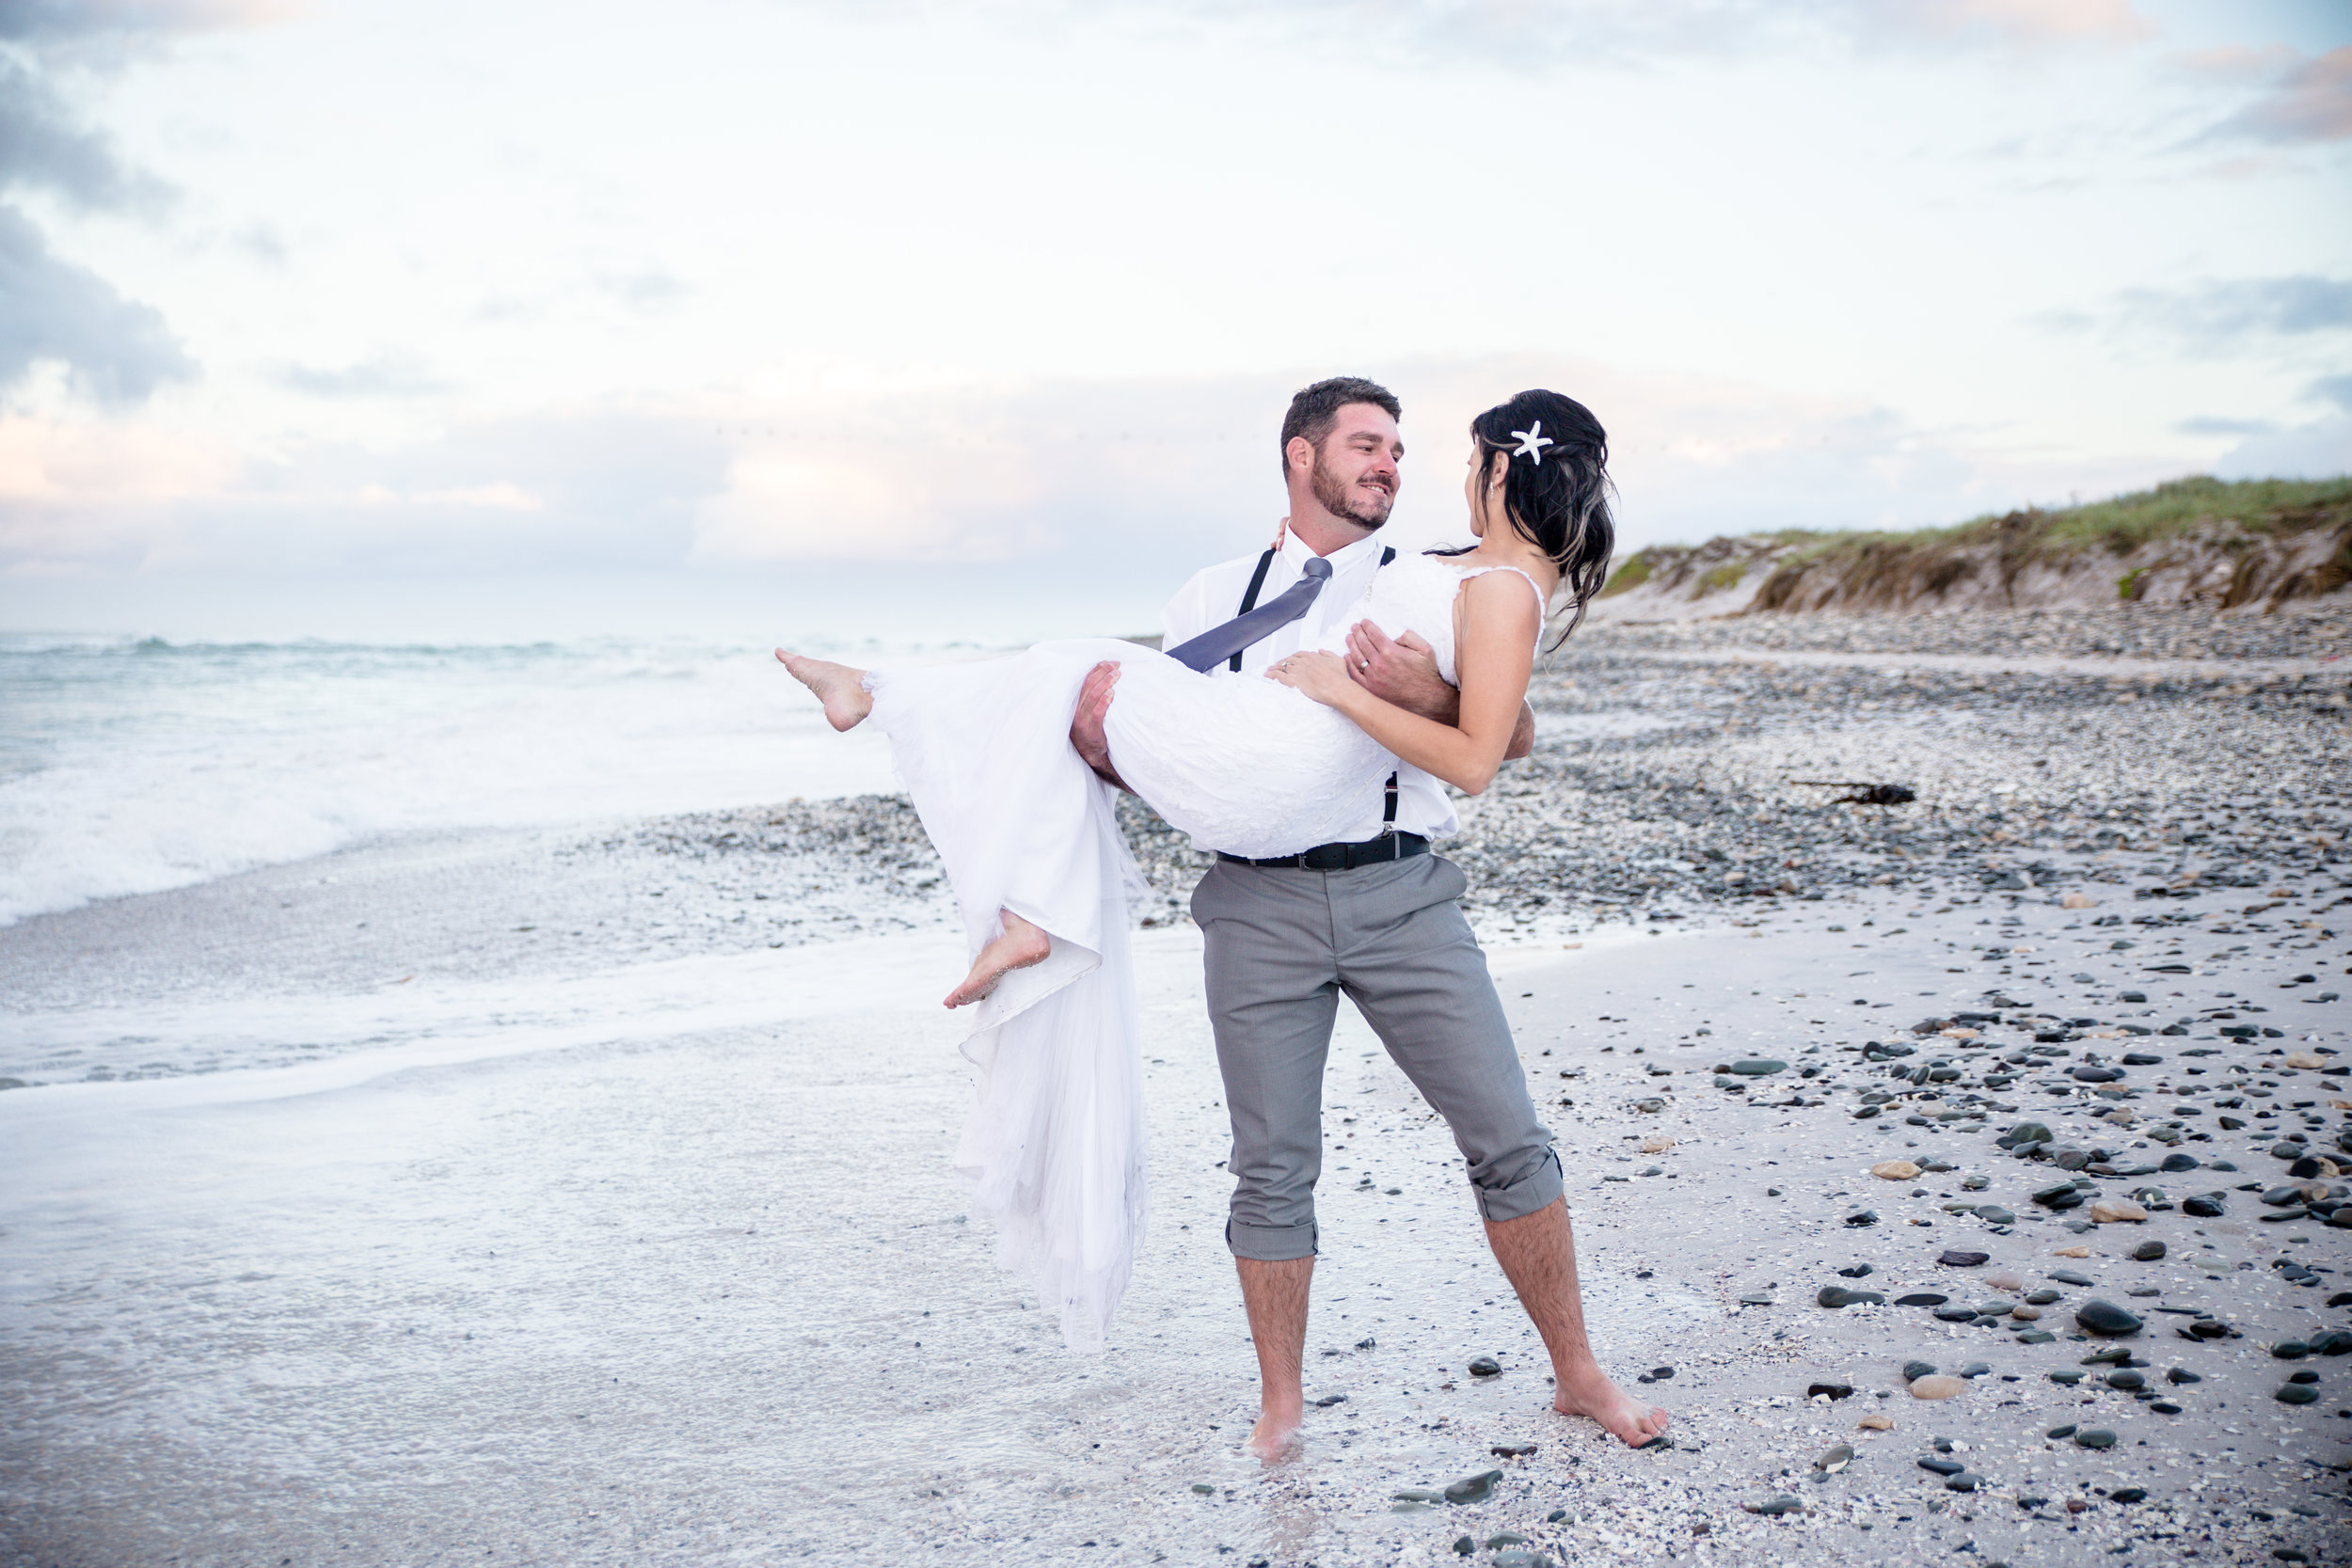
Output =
[{"x1": 1508, "y1": 420, "x2": 1555, "y2": 465}]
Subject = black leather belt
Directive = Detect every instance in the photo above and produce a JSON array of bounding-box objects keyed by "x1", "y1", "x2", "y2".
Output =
[{"x1": 1219, "y1": 832, "x2": 1429, "y2": 871}]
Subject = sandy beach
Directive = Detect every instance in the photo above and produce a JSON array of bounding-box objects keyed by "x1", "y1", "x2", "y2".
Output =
[{"x1": 5, "y1": 605, "x2": 2349, "y2": 1567}]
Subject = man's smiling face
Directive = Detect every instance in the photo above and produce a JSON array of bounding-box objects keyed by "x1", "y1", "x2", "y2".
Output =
[{"x1": 1302, "y1": 402, "x2": 1402, "y2": 531}]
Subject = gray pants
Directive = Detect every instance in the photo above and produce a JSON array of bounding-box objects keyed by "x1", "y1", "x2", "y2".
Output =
[{"x1": 1190, "y1": 851, "x2": 1562, "y2": 1261}]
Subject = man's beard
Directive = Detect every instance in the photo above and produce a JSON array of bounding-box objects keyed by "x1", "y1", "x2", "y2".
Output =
[{"x1": 1309, "y1": 451, "x2": 1393, "y2": 530}]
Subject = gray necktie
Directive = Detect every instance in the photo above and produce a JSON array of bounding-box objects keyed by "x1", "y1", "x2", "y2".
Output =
[{"x1": 1164, "y1": 557, "x2": 1332, "y2": 673}]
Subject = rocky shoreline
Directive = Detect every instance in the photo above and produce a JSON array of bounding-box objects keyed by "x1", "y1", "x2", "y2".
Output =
[
  {"x1": 3, "y1": 603, "x2": 2347, "y2": 1567},
  {"x1": 614, "y1": 604, "x2": 2349, "y2": 945}
]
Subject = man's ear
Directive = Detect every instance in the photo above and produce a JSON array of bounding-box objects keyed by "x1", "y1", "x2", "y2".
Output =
[{"x1": 1286, "y1": 436, "x2": 1315, "y2": 475}]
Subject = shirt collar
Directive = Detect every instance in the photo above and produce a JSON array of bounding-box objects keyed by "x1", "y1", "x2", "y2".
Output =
[{"x1": 1281, "y1": 529, "x2": 1388, "y2": 575}]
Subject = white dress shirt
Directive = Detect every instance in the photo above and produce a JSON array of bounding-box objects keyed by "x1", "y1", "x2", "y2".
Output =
[{"x1": 1161, "y1": 531, "x2": 1460, "y2": 847}]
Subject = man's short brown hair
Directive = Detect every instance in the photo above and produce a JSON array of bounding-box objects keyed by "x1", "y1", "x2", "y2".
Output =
[{"x1": 1278, "y1": 376, "x2": 1401, "y2": 478}]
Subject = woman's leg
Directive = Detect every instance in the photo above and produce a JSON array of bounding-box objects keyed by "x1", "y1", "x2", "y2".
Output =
[
  {"x1": 944, "y1": 910, "x2": 1052, "y2": 1009},
  {"x1": 779, "y1": 649, "x2": 1073, "y2": 1007},
  {"x1": 774, "y1": 649, "x2": 873, "y2": 731}
]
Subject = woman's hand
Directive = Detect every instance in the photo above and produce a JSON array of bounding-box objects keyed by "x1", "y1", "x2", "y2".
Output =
[{"x1": 1263, "y1": 650, "x2": 1357, "y2": 707}]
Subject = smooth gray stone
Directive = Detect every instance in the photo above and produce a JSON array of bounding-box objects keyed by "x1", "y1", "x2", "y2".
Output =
[{"x1": 2076, "y1": 1300, "x2": 2143, "y2": 1337}]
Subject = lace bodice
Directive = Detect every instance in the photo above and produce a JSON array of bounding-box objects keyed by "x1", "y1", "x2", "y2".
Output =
[{"x1": 1311, "y1": 553, "x2": 1549, "y2": 685}]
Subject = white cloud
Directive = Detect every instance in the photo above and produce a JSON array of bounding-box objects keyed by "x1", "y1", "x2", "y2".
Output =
[{"x1": 0, "y1": 0, "x2": 2344, "y2": 636}]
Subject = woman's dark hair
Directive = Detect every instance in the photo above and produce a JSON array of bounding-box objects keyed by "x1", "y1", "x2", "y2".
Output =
[{"x1": 1441, "y1": 388, "x2": 1615, "y2": 643}]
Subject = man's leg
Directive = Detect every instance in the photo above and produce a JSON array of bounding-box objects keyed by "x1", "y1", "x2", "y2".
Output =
[
  {"x1": 1192, "y1": 861, "x2": 1342, "y2": 1458},
  {"x1": 1334, "y1": 855, "x2": 1666, "y2": 1448},
  {"x1": 1485, "y1": 1200, "x2": 1668, "y2": 1445},
  {"x1": 1234, "y1": 1255, "x2": 1315, "y2": 1452}
]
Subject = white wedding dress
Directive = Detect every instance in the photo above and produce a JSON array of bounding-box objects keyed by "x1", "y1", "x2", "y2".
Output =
[{"x1": 862, "y1": 554, "x2": 1546, "y2": 1349}]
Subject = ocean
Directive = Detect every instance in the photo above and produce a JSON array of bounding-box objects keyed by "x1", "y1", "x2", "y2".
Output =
[{"x1": 0, "y1": 631, "x2": 941, "y2": 927}]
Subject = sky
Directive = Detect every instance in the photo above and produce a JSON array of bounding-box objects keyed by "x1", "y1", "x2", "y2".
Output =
[{"x1": 1, "y1": 0, "x2": 2347, "y2": 641}]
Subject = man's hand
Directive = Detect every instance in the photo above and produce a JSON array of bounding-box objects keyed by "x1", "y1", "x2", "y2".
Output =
[
  {"x1": 1345, "y1": 621, "x2": 1535, "y2": 761},
  {"x1": 1070, "y1": 661, "x2": 1132, "y2": 792},
  {"x1": 1344, "y1": 622, "x2": 1456, "y2": 721}
]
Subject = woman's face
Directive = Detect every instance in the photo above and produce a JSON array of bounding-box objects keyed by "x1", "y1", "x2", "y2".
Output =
[{"x1": 1464, "y1": 438, "x2": 1501, "y2": 536}]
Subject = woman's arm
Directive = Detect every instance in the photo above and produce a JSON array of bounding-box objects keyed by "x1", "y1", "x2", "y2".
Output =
[
  {"x1": 1344, "y1": 621, "x2": 1536, "y2": 760},
  {"x1": 1266, "y1": 571, "x2": 1539, "y2": 797}
]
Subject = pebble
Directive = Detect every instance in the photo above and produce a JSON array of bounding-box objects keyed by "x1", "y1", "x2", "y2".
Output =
[
  {"x1": 1857, "y1": 1414, "x2": 1894, "y2": 1431},
  {"x1": 1816, "y1": 1444, "x2": 1854, "y2": 1473},
  {"x1": 2075, "y1": 1301, "x2": 2143, "y2": 1337},
  {"x1": 1467, "y1": 1356, "x2": 1502, "y2": 1378},
  {"x1": 2048, "y1": 1269, "x2": 2095, "y2": 1287},
  {"x1": 1909, "y1": 1374, "x2": 1965, "y2": 1400},
  {"x1": 2131, "y1": 1241, "x2": 2167, "y2": 1261},
  {"x1": 2090, "y1": 1199, "x2": 2149, "y2": 1224},
  {"x1": 1819, "y1": 1285, "x2": 1885, "y2": 1308},
  {"x1": 1742, "y1": 1496, "x2": 1804, "y2": 1516},
  {"x1": 2074, "y1": 1429, "x2": 2118, "y2": 1449},
  {"x1": 1937, "y1": 1249, "x2": 1990, "y2": 1267},
  {"x1": 1443, "y1": 1469, "x2": 1503, "y2": 1504},
  {"x1": 2277, "y1": 1384, "x2": 2321, "y2": 1406},
  {"x1": 1871, "y1": 1160, "x2": 1921, "y2": 1180}
]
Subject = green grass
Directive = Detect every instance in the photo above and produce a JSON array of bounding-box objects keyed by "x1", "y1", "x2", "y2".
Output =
[
  {"x1": 1596, "y1": 553, "x2": 1653, "y2": 596},
  {"x1": 1771, "y1": 474, "x2": 2352, "y2": 567}
]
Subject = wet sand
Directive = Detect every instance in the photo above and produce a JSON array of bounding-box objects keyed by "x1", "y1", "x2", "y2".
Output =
[{"x1": 4, "y1": 606, "x2": 2349, "y2": 1565}]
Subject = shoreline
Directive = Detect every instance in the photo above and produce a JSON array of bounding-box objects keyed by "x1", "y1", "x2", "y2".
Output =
[
  {"x1": 2, "y1": 602, "x2": 2347, "y2": 1565},
  {"x1": 3, "y1": 887, "x2": 2344, "y2": 1565}
]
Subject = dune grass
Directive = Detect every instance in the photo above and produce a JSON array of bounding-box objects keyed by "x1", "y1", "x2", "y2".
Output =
[
  {"x1": 1776, "y1": 474, "x2": 2352, "y2": 567},
  {"x1": 1597, "y1": 474, "x2": 2352, "y2": 603}
]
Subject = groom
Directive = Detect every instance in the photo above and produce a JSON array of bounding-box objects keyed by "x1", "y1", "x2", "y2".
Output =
[{"x1": 1071, "y1": 376, "x2": 1666, "y2": 1454}]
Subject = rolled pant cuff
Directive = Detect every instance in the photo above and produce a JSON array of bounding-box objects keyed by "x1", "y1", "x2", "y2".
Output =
[
  {"x1": 1226, "y1": 1216, "x2": 1318, "y2": 1261},
  {"x1": 1472, "y1": 1147, "x2": 1565, "y2": 1225}
]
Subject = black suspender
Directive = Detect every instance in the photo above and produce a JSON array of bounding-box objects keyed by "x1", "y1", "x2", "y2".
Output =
[
  {"x1": 1232, "y1": 544, "x2": 1403, "y2": 826},
  {"x1": 1375, "y1": 546, "x2": 1398, "y2": 827},
  {"x1": 1228, "y1": 548, "x2": 1278, "y2": 673}
]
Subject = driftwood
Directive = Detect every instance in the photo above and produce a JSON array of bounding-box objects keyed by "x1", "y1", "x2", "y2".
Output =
[{"x1": 1789, "y1": 780, "x2": 1918, "y2": 806}]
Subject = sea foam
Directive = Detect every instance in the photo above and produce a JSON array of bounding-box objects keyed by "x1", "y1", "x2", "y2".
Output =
[{"x1": 0, "y1": 635, "x2": 909, "y2": 925}]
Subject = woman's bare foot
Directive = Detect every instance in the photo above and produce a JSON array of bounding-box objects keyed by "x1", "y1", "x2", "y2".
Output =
[
  {"x1": 1553, "y1": 1362, "x2": 1670, "y2": 1448},
  {"x1": 944, "y1": 911, "x2": 1051, "y2": 1008},
  {"x1": 773, "y1": 649, "x2": 873, "y2": 731}
]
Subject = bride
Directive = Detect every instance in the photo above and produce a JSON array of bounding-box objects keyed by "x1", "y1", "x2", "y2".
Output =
[{"x1": 777, "y1": 389, "x2": 1613, "y2": 1348}]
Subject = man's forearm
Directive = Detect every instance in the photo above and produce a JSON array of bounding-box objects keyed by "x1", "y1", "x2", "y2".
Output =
[{"x1": 1504, "y1": 700, "x2": 1534, "y2": 762}]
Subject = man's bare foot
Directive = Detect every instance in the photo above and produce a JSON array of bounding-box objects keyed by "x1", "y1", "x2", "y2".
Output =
[
  {"x1": 1553, "y1": 1362, "x2": 1670, "y2": 1448},
  {"x1": 773, "y1": 649, "x2": 872, "y2": 732},
  {"x1": 1244, "y1": 1406, "x2": 1304, "y2": 1461},
  {"x1": 944, "y1": 911, "x2": 1051, "y2": 1008}
]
